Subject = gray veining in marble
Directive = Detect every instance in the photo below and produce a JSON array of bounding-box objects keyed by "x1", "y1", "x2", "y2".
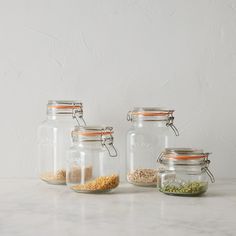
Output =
[{"x1": 0, "y1": 179, "x2": 236, "y2": 236}]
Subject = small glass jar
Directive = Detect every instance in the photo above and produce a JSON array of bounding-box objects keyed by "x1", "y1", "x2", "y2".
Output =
[
  {"x1": 157, "y1": 148, "x2": 215, "y2": 196},
  {"x1": 126, "y1": 107, "x2": 179, "y2": 187},
  {"x1": 38, "y1": 100, "x2": 86, "y2": 185},
  {"x1": 67, "y1": 126, "x2": 119, "y2": 193}
]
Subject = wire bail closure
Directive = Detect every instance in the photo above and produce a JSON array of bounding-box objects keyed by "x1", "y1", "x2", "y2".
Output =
[
  {"x1": 157, "y1": 151, "x2": 164, "y2": 163},
  {"x1": 101, "y1": 127, "x2": 118, "y2": 157},
  {"x1": 204, "y1": 167, "x2": 215, "y2": 183},
  {"x1": 166, "y1": 115, "x2": 179, "y2": 136},
  {"x1": 72, "y1": 106, "x2": 86, "y2": 126},
  {"x1": 127, "y1": 111, "x2": 132, "y2": 121},
  {"x1": 202, "y1": 159, "x2": 215, "y2": 183},
  {"x1": 127, "y1": 110, "x2": 179, "y2": 136}
]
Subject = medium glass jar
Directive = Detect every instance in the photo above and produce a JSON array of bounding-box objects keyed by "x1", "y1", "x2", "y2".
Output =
[
  {"x1": 126, "y1": 107, "x2": 179, "y2": 187},
  {"x1": 157, "y1": 148, "x2": 215, "y2": 196},
  {"x1": 38, "y1": 100, "x2": 86, "y2": 185},
  {"x1": 67, "y1": 126, "x2": 119, "y2": 193}
]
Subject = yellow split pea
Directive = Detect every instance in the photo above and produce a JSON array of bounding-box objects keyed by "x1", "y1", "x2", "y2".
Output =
[{"x1": 71, "y1": 174, "x2": 119, "y2": 192}]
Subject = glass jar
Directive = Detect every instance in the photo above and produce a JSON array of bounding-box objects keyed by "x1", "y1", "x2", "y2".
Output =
[
  {"x1": 38, "y1": 100, "x2": 86, "y2": 185},
  {"x1": 157, "y1": 148, "x2": 215, "y2": 196},
  {"x1": 67, "y1": 126, "x2": 119, "y2": 193},
  {"x1": 126, "y1": 107, "x2": 179, "y2": 187}
]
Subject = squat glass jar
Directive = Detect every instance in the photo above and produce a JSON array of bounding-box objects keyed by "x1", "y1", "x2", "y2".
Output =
[
  {"x1": 67, "y1": 126, "x2": 119, "y2": 193},
  {"x1": 38, "y1": 100, "x2": 86, "y2": 185},
  {"x1": 158, "y1": 148, "x2": 215, "y2": 196},
  {"x1": 126, "y1": 107, "x2": 179, "y2": 187}
]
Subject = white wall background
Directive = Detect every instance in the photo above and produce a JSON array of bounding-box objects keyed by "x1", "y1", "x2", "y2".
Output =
[{"x1": 0, "y1": 0, "x2": 235, "y2": 179}]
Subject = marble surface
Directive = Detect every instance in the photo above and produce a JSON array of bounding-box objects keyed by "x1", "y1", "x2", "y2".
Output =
[{"x1": 0, "y1": 179, "x2": 236, "y2": 236}]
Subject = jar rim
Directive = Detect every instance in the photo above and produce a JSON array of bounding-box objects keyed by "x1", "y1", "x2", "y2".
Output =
[
  {"x1": 158, "y1": 148, "x2": 211, "y2": 163},
  {"x1": 130, "y1": 107, "x2": 174, "y2": 116},
  {"x1": 127, "y1": 107, "x2": 175, "y2": 123},
  {"x1": 71, "y1": 126, "x2": 118, "y2": 157},
  {"x1": 164, "y1": 148, "x2": 210, "y2": 160},
  {"x1": 48, "y1": 100, "x2": 82, "y2": 109},
  {"x1": 47, "y1": 100, "x2": 83, "y2": 115},
  {"x1": 72, "y1": 126, "x2": 114, "y2": 138}
]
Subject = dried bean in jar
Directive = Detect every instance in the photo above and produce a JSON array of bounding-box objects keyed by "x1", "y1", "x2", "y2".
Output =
[{"x1": 127, "y1": 168, "x2": 158, "y2": 186}]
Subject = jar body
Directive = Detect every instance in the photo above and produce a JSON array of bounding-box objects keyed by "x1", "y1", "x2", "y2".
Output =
[
  {"x1": 38, "y1": 115, "x2": 77, "y2": 185},
  {"x1": 67, "y1": 142, "x2": 119, "y2": 193},
  {"x1": 127, "y1": 121, "x2": 175, "y2": 186},
  {"x1": 158, "y1": 165, "x2": 208, "y2": 196}
]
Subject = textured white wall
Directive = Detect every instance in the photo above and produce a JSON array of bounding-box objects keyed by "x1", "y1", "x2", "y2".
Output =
[{"x1": 0, "y1": 0, "x2": 235, "y2": 179}]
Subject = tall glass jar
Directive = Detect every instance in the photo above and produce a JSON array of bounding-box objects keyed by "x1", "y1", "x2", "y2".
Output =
[
  {"x1": 126, "y1": 107, "x2": 179, "y2": 187},
  {"x1": 38, "y1": 100, "x2": 86, "y2": 185},
  {"x1": 67, "y1": 126, "x2": 119, "y2": 193},
  {"x1": 157, "y1": 148, "x2": 215, "y2": 196}
]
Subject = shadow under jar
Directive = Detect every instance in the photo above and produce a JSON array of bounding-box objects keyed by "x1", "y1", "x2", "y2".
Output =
[
  {"x1": 38, "y1": 100, "x2": 86, "y2": 185},
  {"x1": 126, "y1": 107, "x2": 179, "y2": 187},
  {"x1": 67, "y1": 126, "x2": 119, "y2": 193},
  {"x1": 157, "y1": 148, "x2": 215, "y2": 196}
]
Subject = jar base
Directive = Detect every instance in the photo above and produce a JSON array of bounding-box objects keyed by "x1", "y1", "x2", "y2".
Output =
[
  {"x1": 159, "y1": 181, "x2": 208, "y2": 196},
  {"x1": 159, "y1": 189, "x2": 207, "y2": 196},
  {"x1": 71, "y1": 188, "x2": 114, "y2": 194},
  {"x1": 70, "y1": 174, "x2": 120, "y2": 193},
  {"x1": 40, "y1": 170, "x2": 66, "y2": 185},
  {"x1": 40, "y1": 178, "x2": 66, "y2": 185}
]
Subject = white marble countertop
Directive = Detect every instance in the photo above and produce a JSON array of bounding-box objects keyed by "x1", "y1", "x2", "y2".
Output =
[{"x1": 0, "y1": 179, "x2": 236, "y2": 236}]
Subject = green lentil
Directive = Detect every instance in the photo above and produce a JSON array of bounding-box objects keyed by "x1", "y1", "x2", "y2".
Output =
[{"x1": 160, "y1": 181, "x2": 208, "y2": 196}]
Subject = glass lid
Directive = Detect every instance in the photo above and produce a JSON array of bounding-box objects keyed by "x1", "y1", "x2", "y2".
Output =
[
  {"x1": 71, "y1": 126, "x2": 117, "y2": 157},
  {"x1": 127, "y1": 107, "x2": 179, "y2": 136},
  {"x1": 47, "y1": 100, "x2": 82, "y2": 110},
  {"x1": 47, "y1": 100, "x2": 86, "y2": 125},
  {"x1": 163, "y1": 148, "x2": 209, "y2": 160},
  {"x1": 72, "y1": 126, "x2": 114, "y2": 137},
  {"x1": 127, "y1": 107, "x2": 174, "y2": 119},
  {"x1": 158, "y1": 148, "x2": 211, "y2": 163}
]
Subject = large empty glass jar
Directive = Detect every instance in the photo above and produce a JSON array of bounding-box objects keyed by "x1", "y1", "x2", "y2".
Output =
[
  {"x1": 158, "y1": 148, "x2": 215, "y2": 196},
  {"x1": 67, "y1": 126, "x2": 119, "y2": 193},
  {"x1": 126, "y1": 107, "x2": 179, "y2": 187},
  {"x1": 38, "y1": 100, "x2": 86, "y2": 185}
]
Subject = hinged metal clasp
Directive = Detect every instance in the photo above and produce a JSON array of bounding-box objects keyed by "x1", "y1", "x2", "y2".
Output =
[
  {"x1": 101, "y1": 127, "x2": 118, "y2": 157},
  {"x1": 72, "y1": 106, "x2": 86, "y2": 126},
  {"x1": 157, "y1": 151, "x2": 164, "y2": 163},
  {"x1": 127, "y1": 111, "x2": 132, "y2": 121},
  {"x1": 205, "y1": 167, "x2": 215, "y2": 183},
  {"x1": 166, "y1": 115, "x2": 179, "y2": 136},
  {"x1": 202, "y1": 157, "x2": 215, "y2": 183}
]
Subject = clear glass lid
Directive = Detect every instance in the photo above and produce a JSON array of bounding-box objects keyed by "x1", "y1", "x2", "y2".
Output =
[
  {"x1": 72, "y1": 126, "x2": 113, "y2": 137},
  {"x1": 158, "y1": 148, "x2": 210, "y2": 163},
  {"x1": 71, "y1": 126, "x2": 117, "y2": 157},
  {"x1": 127, "y1": 107, "x2": 174, "y2": 120},
  {"x1": 47, "y1": 100, "x2": 86, "y2": 125},
  {"x1": 127, "y1": 107, "x2": 179, "y2": 136},
  {"x1": 47, "y1": 100, "x2": 82, "y2": 114}
]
